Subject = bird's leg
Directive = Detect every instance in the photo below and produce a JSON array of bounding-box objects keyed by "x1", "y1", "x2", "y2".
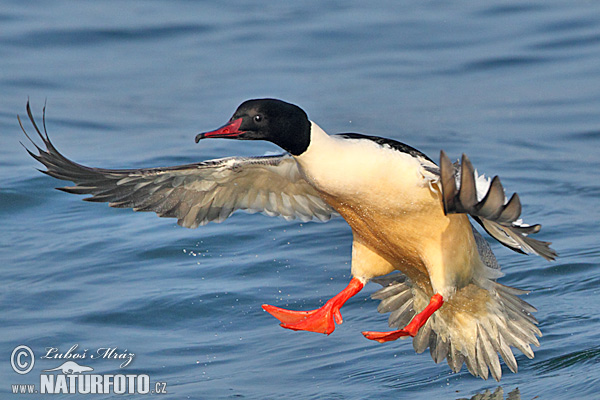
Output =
[
  {"x1": 262, "y1": 277, "x2": 364, "y2": 335},
  {"x1": 362, "y1": 293, "x2": 444, "y2": 342}
]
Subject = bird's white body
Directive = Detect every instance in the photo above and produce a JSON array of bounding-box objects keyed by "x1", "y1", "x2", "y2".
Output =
[{"x1": 296, "y1": 123, "x2": 481, "y2": 298}]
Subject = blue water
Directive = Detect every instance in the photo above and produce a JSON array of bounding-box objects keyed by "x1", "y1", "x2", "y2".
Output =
[{"x1": 1, "y1": 1, "x2": 599, "y2": 399}]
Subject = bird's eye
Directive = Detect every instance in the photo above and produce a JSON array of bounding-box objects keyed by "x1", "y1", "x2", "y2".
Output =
[{"x1": 254, "y1": 115, "x2": 263, "y2": 123}]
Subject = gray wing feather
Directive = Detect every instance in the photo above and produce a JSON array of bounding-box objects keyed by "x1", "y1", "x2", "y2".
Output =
[
  {"x1": 439, "y1": 150, "x2": 557, "y2": 261},
  {"x1": 20, "y1": 102, "x2": 337, "y2": 228}
]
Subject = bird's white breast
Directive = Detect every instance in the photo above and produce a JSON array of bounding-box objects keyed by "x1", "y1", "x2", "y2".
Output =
[
  {"x1": 294, "y1": 123, "x2": 480, "y2": 295},
  {"x1": 295, "y1": 122, "x2": 436, "y2": 215}
]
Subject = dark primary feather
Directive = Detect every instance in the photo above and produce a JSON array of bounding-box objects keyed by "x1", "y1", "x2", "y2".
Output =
[
  {"x1": 20, "y1": 102, "x2": 337, "y2": 228},
  {"x1": 439, "y1": 150, "x2": 557, "y2": 261}
]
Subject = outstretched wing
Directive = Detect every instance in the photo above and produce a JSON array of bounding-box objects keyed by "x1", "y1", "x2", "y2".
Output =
[
  {"x1": 439, "y1": 150, "x2": 557, "y2": 261},
  {"x1": 20, "y1": 103, "x2": 337, "y2": 228}
]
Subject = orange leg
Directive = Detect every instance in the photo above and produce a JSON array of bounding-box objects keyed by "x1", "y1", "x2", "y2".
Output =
[
  {"x1": 362, "y1": 293, "x2": 444, "y2": 342},
  {"x1": 262, "y1": 278, "x2": 364, "y2": 335}
]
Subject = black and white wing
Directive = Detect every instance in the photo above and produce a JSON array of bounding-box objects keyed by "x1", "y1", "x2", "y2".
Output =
[
  {"x1": 20, "y1": 103, "x2": 337, "y2": 228},
  {"x1": 439, "y1": 150, "x2": 557, "y2": 261}
]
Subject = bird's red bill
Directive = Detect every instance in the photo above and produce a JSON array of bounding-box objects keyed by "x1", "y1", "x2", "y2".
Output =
[{"x1": 196, "y1": 117, "x2": 244, "y2": 141}]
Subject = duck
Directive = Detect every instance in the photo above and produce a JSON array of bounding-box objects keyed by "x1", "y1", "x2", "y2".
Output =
[{"x1": 21, "y1": 99, "x2": 556, "y2": 381}]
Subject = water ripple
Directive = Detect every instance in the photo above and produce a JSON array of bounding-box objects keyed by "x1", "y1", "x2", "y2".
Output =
[
  {"x1": 13, "y1": 23, "x2": 211, "y2": 48},
  {"x1": 534, "y1": 346, "x2": 600, "y2": 373}
]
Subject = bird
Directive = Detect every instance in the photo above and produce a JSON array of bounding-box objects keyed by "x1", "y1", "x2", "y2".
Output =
[{"x1": 21, "y1": 99, "x2": 556, "y2": 381}]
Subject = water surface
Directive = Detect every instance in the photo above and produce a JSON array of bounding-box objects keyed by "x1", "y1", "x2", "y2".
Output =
[{"x1": 1, "y1": 1, "x2": 599, "y2": 399}]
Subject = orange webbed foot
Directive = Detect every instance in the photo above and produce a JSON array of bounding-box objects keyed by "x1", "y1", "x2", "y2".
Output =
[
  {"x1": 362, "y1": 328, "x2": 412, "y2": 342},
  {"x1": 262, "y1": 303, "x2": 340, "y2": 335},
  {"x1": 363, "y1": 293, "x2": 444, "y2": 343},
  {"x1": 262, "y1": 278, "x2": 364, "y2": 335}
]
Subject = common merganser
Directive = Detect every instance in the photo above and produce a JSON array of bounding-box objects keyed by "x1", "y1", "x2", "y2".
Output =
[{"x1": 22, "y1": 99, "x2": 556, "y2": 381}]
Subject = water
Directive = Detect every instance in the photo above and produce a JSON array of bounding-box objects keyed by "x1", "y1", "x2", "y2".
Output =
[{"x1": 1, "y1": 1, "x2": 599, "y2": 398}]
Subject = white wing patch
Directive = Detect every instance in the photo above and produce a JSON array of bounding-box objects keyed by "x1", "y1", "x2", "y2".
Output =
[{"x1": 417, "y1": 156, "x2": 442, "y2": 195}]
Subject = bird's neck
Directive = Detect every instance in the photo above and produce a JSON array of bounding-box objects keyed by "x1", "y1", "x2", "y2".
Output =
[{"x1": 294, "y1": 121, "x2": 334, "y2": 161}]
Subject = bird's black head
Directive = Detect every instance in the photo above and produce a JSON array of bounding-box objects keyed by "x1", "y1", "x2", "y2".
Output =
[{"x1": 195, "y1": 99, "x2": 311, "y2": 156}]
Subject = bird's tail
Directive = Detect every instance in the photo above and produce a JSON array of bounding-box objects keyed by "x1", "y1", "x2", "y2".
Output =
[{"x1": 371, "y1": 272, "x2": 540, "y2": 381}]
